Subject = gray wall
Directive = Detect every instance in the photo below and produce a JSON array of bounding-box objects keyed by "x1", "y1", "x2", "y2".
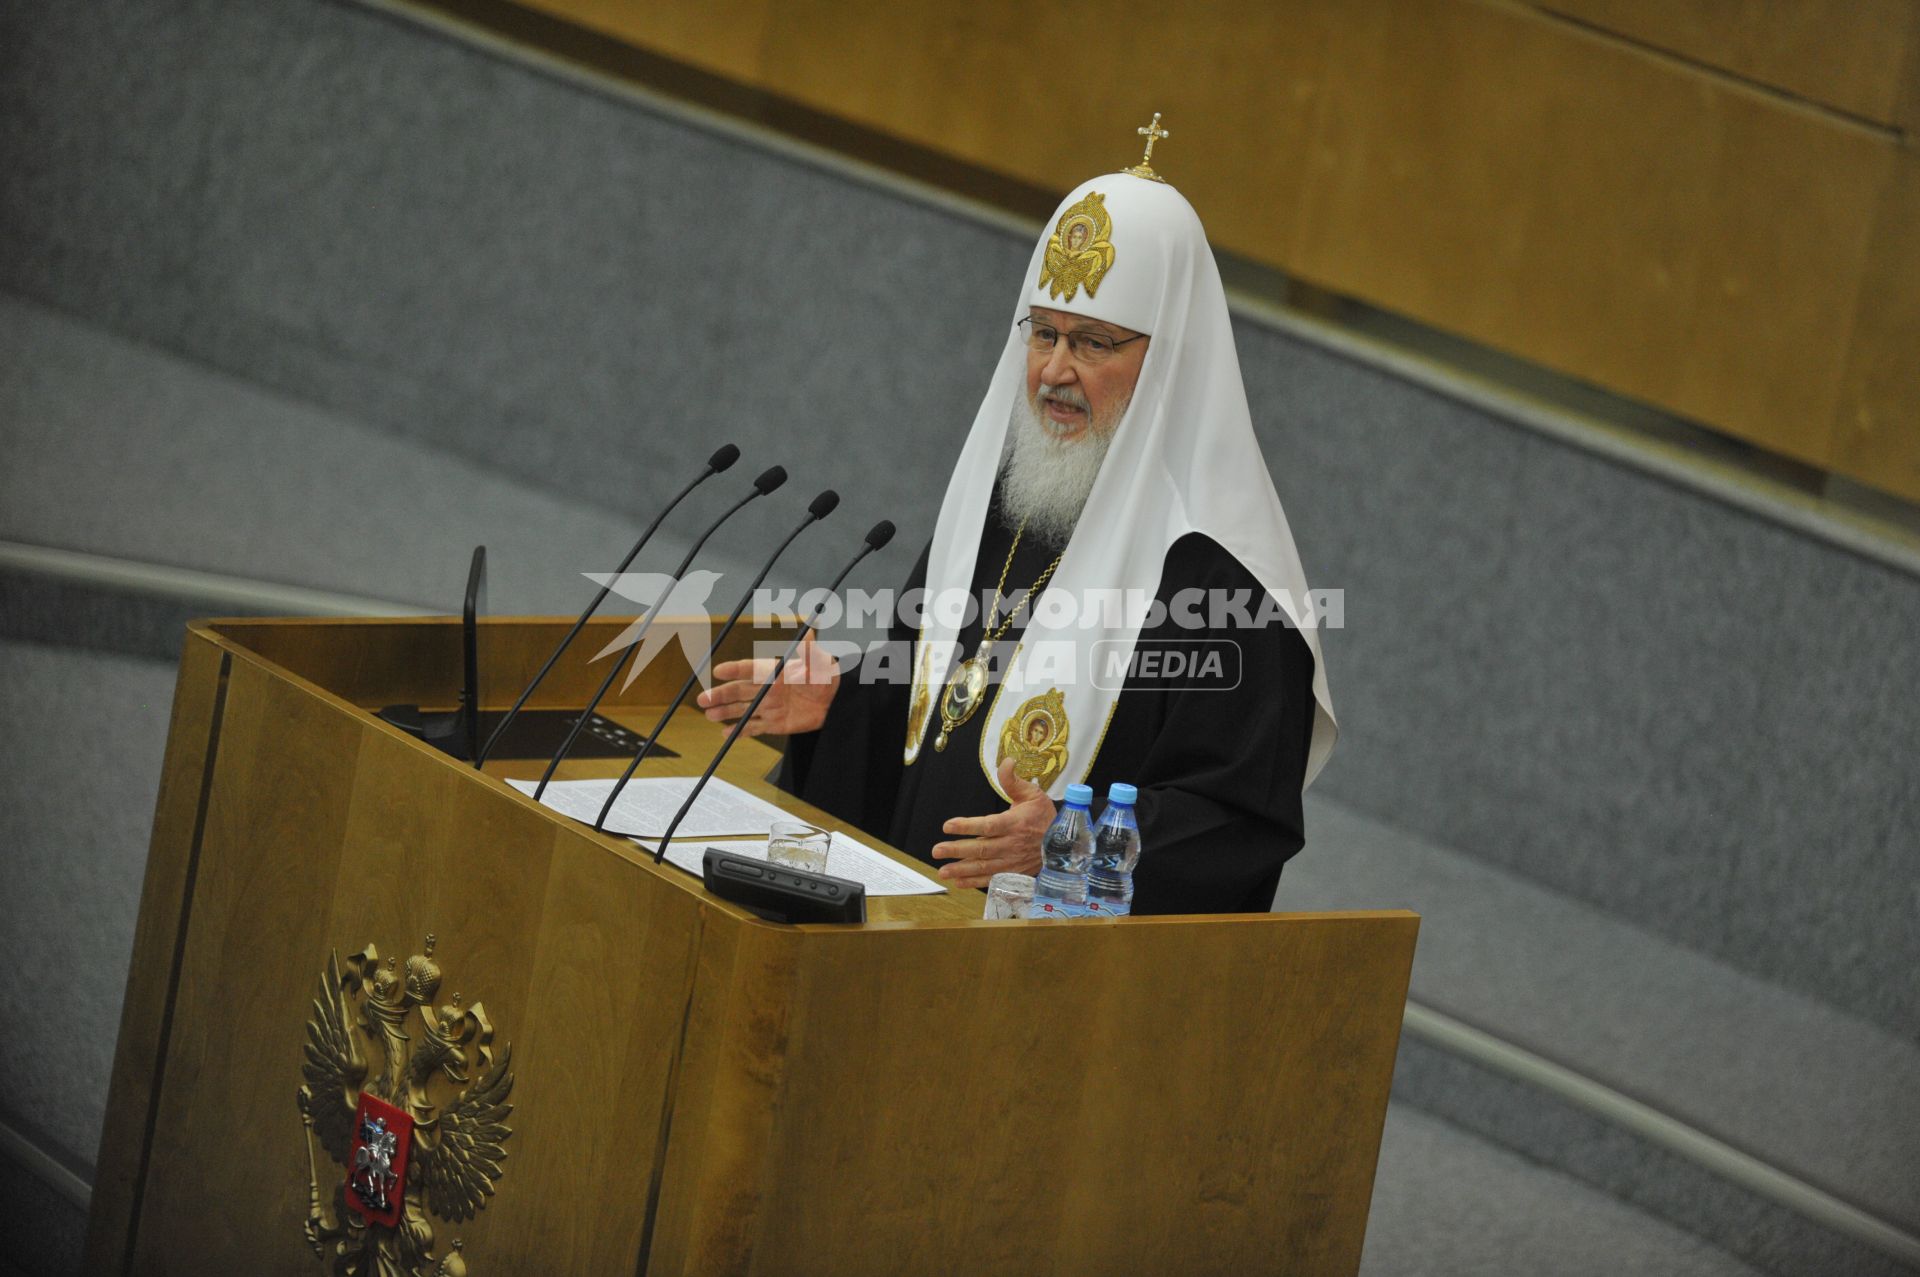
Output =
[
  {"x1": 2, "y1": 0, "x2": 1913, "y2": 1060},
  {"x1": 1251, "y1": 341, "x2": 1920, "y2": 1036},
  {"x1": 0, "y1": 0, "x2": 1017, "y2": 588}
]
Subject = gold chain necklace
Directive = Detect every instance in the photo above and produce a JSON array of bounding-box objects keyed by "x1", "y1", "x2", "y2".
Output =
[{"x1": 935, "y1": 521, "x2": 1064, "y2": 752}]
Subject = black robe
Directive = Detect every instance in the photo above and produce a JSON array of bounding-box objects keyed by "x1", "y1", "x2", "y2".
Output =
[{"x1": 779, "y1": 491, "x2": 1318, "y2": 914}]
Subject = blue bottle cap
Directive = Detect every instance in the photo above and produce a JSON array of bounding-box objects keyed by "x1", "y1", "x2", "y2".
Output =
[
  {"x1": 1064, "y1": 783, "x2": 1094, "y2": 808},
  {"x1": 1107, "y1": 782, "x2": 1138, "y2": 806}
]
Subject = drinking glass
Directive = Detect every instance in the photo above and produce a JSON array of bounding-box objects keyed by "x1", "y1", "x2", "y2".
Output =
[
  {"x1": 768, "y1": 820, "x2": 831, "y2": 874},
  {"x1": 984, "y1": 872, "x2": 1036, "y2": 920}
]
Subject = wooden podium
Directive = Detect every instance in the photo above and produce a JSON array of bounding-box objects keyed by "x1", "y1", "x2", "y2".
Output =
[{"x1": 85, "y1": 617, "x2": 1417, "y2": 1276}]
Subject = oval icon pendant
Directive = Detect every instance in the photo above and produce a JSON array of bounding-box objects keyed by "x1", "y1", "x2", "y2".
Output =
[{"x1": 935, "y1": 651, "x2": 992, "y2": 752}]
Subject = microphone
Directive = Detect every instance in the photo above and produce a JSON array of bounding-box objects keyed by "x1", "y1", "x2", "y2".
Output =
[
  {"x1": 592, "y1": 491, "x2": 841, "y2": 831},
  {"x1": 649, "y1": 519, "x2": 895, "y2": 861},
  {"x1": 531, "y1": 464, "x2": 786, "y2": 798},
  {"x1": 477, "y1": 444, "x2": 740, "y2": 767}
]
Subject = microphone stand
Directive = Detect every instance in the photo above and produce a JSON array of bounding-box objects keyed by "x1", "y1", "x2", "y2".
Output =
[
  {"x1": 592, "y1": 492, "x2": 841, "y2": 832},
  {"x1": 531, "y1": 465, "x2": 786, "y2": 799},
  {"x1": 648, "y1": 520, "x2": 894, "y2": 862},
  {"x1": 478, "y1": 445, "x2": 739, "y2": 767}
]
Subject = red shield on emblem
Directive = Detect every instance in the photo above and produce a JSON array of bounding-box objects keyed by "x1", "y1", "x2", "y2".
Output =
[{"x1": 344, "y1": 1092, "x2": 414, "y2": 1228}]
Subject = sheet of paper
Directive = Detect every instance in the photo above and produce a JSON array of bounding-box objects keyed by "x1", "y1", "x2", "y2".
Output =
[
  {"x1": 505, "y1": 777, "x2": 946, "y2": 895},
  {"x1": 648, "y1": 829, "x2": 946, "y2": 897},
  {"x1": 506, "y1": 775, "x2": 793, "y2": 839}
]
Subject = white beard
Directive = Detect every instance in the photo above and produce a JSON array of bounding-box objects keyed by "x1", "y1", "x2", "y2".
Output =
[{"x1": 998, "y1": 387, "x2": 1121, "y2": 547}]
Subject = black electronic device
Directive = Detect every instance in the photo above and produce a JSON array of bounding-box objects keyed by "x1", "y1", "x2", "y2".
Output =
[
  {"x1": 476, "y1": 709, "x2": 676, "y2": 763},
  {"x1": 533, "y1": 464, "x2": 788, "y2": 799},
  {"x1": 592, "y1": 489, "x2": 840, "y2": 830},
  {"x1": 700, "y1": 847, "x2": 866, "y2": 924},
  {"x1": 374, "y1": 547, "x2": 680, "y2": 764},
  {"x1": 649, "y1": 519, "x2": 895, "y2": 861},
  {"x1": 377, "y1": 545, "x2": 486, "y2": 762},
  {"x1": 478, "y1": 444, "x2": 740, "y2": 766},
  {"x1": 460, "y1": 542, "x2": 485, "y2": 762}
]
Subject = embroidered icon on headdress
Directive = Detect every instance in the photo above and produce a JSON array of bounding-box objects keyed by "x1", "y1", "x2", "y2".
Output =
[
  {"x1": 1038, "y1": 192, "x2": 1116, "y2": 301},
  {"x1": 997, "y1": 687, "x2": 1071, "y2": 790}
]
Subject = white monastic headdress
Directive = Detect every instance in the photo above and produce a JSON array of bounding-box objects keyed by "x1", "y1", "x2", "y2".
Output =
[{"x1": 902, "y1": 168, "x2": 1339, "y2": 798}]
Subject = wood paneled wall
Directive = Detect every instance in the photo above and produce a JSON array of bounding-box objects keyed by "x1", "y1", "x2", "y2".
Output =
[{"x1": 498, "y1": 0, "x2": 1920, "y2": 503}]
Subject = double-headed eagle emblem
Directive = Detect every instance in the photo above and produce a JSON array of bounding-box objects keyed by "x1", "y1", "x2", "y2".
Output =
[
  {"x1": 298, "y1": 935, "x2": 514, "y2": 1277},
  {"x1": 1038, "y1": 191, "x2": 1116, "y2": 301}
]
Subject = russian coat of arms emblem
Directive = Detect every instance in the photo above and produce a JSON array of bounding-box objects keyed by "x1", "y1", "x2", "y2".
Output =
[{"x1": 297, "y1": 935, "x2": 514, "y2": 1276}]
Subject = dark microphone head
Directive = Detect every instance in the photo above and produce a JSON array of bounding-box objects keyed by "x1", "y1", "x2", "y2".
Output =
[
  {"x1": 753, "y1": 466, "x2": 787, "y2": 494},
  {"x1": 865, "y1": 520, "x2": 896, "y2": 550},
  {"x1": 808, "y1": 490, "x2": 841, "y2": 520},
  {"x1": 708, "y1": 443, "x2": 741, "y2": 473}
]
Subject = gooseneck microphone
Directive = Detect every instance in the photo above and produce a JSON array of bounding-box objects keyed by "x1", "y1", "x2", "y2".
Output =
[
  {"x1": 478, "y1": 444, "x2": 740, "y2": 767},
  {"x1": 532, "y1": 464, "x2": 786, "y2": 798},
  {"x1": 650, "y1": 519, "x2": 895, "y2": 861},
  {"x1": 592, "y1": 490, "x2": 842, "y2": 832}
]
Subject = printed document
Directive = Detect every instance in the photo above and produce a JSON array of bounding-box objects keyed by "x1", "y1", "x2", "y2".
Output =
[{"x1": 506, "y1": 776, "x2": 944, "y2": 896}]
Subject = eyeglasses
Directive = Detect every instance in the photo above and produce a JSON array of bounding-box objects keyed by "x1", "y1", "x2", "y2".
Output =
[{"x1": 1018, "y1": 316, "x2": 1148, "y2": 364}]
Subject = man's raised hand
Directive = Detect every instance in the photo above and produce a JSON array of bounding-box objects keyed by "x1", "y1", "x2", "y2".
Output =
[
  {"x1": 929, "y1": 759, "x2": 1056, "y2": 888},
  {"x1": 697, "y1": 633, "x2": 839, "y2": 736}
]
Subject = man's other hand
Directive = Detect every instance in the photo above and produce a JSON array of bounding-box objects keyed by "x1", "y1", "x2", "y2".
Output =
[
  {"x1": 930, "y1": 759, "x2": 1055, "y2": 888},
  {"x1": 698, "y1": 633, "x2": 839, "y2": 736}
]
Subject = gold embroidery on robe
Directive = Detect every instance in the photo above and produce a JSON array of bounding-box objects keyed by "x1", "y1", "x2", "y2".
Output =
[
  {"x1": 905, "y1": 675, "x2": 930, "y2": 762},
  {"x1": 996, "y1": 687, "x2": 1071, "y2": 789}
]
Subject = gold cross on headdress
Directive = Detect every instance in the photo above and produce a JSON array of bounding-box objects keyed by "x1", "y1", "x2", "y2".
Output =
[{"x1": 1123, "y1": 112, "x2": 1170, "y2": 183}]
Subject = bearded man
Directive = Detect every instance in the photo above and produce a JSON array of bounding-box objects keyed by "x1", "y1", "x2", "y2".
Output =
[{"x1": 699, "y1": 153, "x2": 1337, "y2": 914}]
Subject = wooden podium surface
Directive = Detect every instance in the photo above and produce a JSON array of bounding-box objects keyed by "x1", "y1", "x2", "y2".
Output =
[{"x1": 86, "y1": 617, "x2": 1417, "y2": 1276}]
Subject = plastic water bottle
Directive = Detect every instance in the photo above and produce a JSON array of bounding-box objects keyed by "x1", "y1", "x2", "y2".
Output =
[
  {"x1": 1033, "y1": 783, "x2": 1094, "y2": 919},
  {"x1": 1086, "y1": 783, "x2": 1142, "y2": 918}
]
